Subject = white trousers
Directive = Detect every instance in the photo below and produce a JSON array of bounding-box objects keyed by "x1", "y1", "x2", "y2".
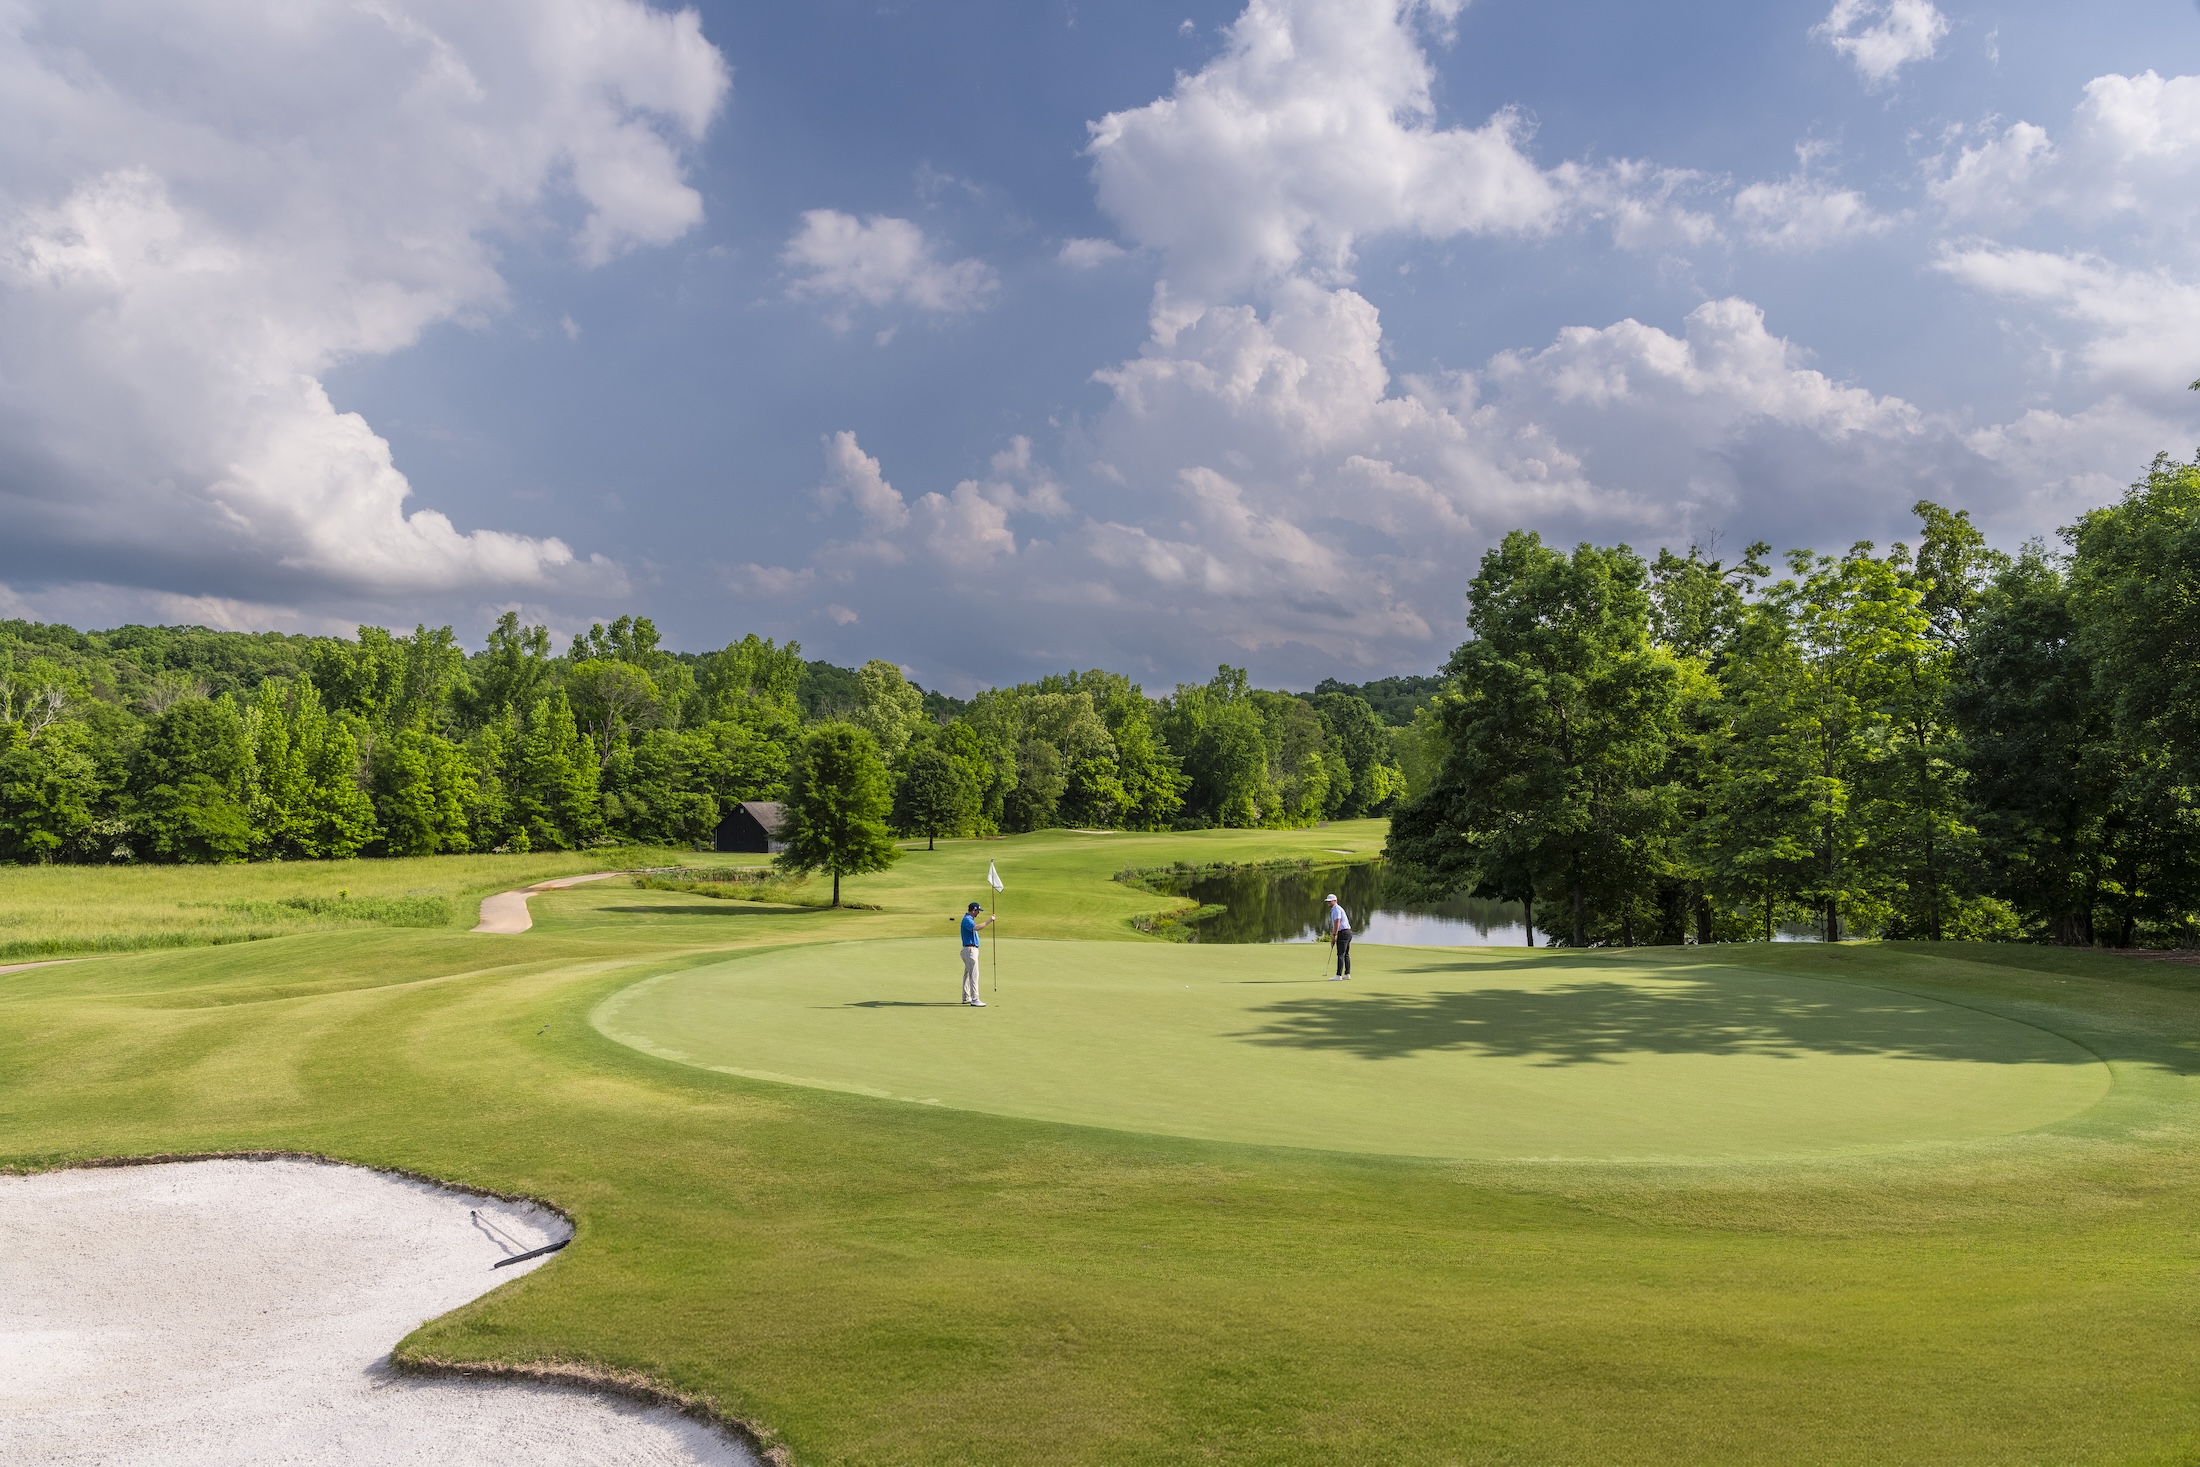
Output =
[{"x1": 962, "y1": 944, "x2": 982, "y2": 1003}]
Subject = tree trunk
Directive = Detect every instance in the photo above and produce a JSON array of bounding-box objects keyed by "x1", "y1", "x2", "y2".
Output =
[
  {"x1": 1621, "y1": 914, "x2": 1635, "y2": 948},
  {"x1": 927, "y1": 833, "x2": 935, "y2": 851},
  {"x1": 1571, "y1": 872, "x2": 1585, "y2": 949},
  {"x1": 832, "y1": 871, "x2": 841, "y2": 908},
  {"x1": 1923, "y1": 826, "x2": 1941, "y2": 940},
  {"x1": 1695, "y1": 894, "x2": 1714, "y2": 947},
  {"x1": 1822, "y1": 728, "x2": 1840, "y2": 945},
  {"x1": 1523, "y1": 886, "x2": 1535, "y2": 947}
]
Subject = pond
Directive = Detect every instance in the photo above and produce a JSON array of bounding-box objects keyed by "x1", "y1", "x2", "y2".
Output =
[
  {"x1": 1152, "y1": 861, "x2": 1835, "y2": 946},
  {"x1": 1153, "y1": 861, "x2": 1532, "y2": 946}
]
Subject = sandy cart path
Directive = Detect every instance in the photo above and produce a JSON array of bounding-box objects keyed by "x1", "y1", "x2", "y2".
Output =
[
  {"x1": 0, "y1": 1158, "x2": 754, "y2": 1466},
  {"x1": 473, "y1": 872, "x2": 625, "y2": 934}
]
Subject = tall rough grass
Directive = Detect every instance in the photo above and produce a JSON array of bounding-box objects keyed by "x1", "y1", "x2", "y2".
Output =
[
  {"x1": 0, "y1": 848, "x2": 692, "y2": 960},
  {"x1": 631, "y1": 869, "x2": 881, "y2": 910}
]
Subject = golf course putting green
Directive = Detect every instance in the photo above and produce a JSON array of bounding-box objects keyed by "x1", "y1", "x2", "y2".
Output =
[{"x1": 591, "y1": 939, "x2": 2113, "y2": 1161}]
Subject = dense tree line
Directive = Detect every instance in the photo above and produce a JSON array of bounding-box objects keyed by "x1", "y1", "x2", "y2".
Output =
[
  {"x1": 0, "y1": 611, "x2": 1408, "y2": 865},
  {"x1": 1312, "y1": 673, "x2": 1448, "y2": 727},
  {"x1": 1389, "y1": 454, "x2": 2200, "y2": 948}
]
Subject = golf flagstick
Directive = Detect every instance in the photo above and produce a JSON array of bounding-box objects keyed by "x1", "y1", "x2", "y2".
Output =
[{"x1": 987, "y1": 860, "x2": 1005, "y2": 997}]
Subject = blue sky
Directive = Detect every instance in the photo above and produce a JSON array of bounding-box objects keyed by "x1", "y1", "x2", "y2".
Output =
[{"x1": 2, "y1": 0, "x2": 2197, "y2": 692}]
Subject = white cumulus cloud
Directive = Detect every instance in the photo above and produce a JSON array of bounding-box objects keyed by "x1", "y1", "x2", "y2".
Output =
[
  {"x1": 810, "y1": 429, "x2": 1072, "y2": 574},
  {"x1": 1732, "y1": 154, "x2": 1895, "y2": 251},
  {"x1": 1932, "y1": 71, "x2": 2200, "y2": 230},
  {"x1": 1964, "y1": 396, "x2": 2194, "y2": 529},
  {"x1": 715, "y1": 286, "x2": 2191, "y2": 683},
  {"x1": 1085, "y1": 0, "x2": 1564, "y2": 305},
  {"x1": 917, "y1": 484, "x2": 1018, "y2": 566},
  {"x1": 1094, "y1": 286, "x2": 1941, "y2": 564},
  {"x1": 0, "y1": 0, "x2": 727, "y2": 609},
  {"x1": 1936, "y1": 245, "x2": 2200, "y2": 386},
  {"x1": 1058, "y1": 237, "x2": 1131, "y2": 268},
  {"x1": 814, "y1": 430, "x2": 911, "y2": 554},
  {"x1": 781, "y1": 211, "x2": 998, "y2": 326},
  {"x1": 1925, "y1": 72, "x2": 2200, "y2": 394},
  {"x1": 1044, "y1": 283, "x2": 2184, "y2": 674},
  {"x1": 1813, "y1": 0, "x2": 1949, "y2": 87},
  {"x1": 1928, "y1": 121, "x2": 2058, "y2": 224}
]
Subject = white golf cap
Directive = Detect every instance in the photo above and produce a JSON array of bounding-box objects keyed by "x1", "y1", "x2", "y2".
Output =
[{"x1": 1325, "y1": 893, "x2": 1338, "y2": 901}]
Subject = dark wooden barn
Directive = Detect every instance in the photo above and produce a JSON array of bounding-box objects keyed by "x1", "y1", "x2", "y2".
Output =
[{"x1": 714, "y1": 800, "x2": 787, "y2": 854}]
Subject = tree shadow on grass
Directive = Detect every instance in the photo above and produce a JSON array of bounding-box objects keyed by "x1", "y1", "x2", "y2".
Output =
[
  {"x1": 599, "y1": 904, "x2": 834, "y2": 917},
  {"x1": 1235, "y1": 976, "x2": 2095, "y2": 1067}
]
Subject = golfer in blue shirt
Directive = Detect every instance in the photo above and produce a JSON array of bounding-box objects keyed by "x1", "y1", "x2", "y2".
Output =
[{"x1": 959, "y1": 901, "x2": 994, "y2": 1006}]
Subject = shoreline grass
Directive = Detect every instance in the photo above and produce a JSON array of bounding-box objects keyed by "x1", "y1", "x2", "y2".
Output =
[{"x1": 1112, "y1": 852, "x2": 1375, "y2": 939}]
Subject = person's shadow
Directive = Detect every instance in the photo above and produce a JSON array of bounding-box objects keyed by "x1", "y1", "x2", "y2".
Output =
[{"x1": 839, "y1": 1000, "x2": 966, "y2": 1008}]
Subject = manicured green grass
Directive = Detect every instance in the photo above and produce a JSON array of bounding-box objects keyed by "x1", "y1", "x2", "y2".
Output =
[
  {"x1": 594, "y1": 939, "x2": 2111, "y2": 1160},
  {"x1": 0, "y1": 846, "x2": 703, "y2": 959},
  {"x1": 6, "y1": 822, "x2": 2200, "y2": 1464}
]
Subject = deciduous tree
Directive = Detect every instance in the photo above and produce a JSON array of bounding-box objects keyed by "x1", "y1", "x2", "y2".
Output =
[
  {"x1": 776, "y1": 723, "x2": 899, "y2": 906},
  {"x1": 895, "y1": 743, "x2": 974, "y2": 848},
  {"x1": 1389, "y1": 533, "x2": 1680, "y2": 946}
]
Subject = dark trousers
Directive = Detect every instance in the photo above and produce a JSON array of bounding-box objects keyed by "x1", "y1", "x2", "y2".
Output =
[{"x1": 1333, "y1": 930, "x2": 1352, "y2": 976}]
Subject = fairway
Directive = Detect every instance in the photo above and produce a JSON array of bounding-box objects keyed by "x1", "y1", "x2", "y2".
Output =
[{"x1": 593, "y1": 938, "x2": 2112, "y2": 1160}]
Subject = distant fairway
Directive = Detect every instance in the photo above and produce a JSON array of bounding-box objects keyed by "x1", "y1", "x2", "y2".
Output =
[{"x1": 593, "y1": 938, "x2": 2112, "y2": 1161}]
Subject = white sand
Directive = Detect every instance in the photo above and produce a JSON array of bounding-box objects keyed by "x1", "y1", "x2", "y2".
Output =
[
  {"x1": 472, "y1": 872, "x2": 623, "y2": 934},
  {"x1": 0, "y1": 1158, "x2": 756, "y2": 1466}
]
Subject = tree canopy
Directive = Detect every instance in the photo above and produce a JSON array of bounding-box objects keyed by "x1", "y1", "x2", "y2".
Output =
[
  {"x1": 1389, "y1": 470, "x2": 2200, "y2": 948},
  {"x1": 775, "y1": 724, "x2": 900, "y2": 906}
]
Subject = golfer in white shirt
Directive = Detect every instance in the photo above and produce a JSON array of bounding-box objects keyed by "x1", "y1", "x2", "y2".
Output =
[{"x1": 1323, "y1": 893, "x2": 1352, "y2": 980}]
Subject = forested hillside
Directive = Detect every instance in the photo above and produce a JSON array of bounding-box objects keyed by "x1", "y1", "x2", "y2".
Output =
[
  {"x1": 1389, "y1": 457, "x2": 2200, "y2": 949},
  {"x1": 0, "y1": 612, "x2": 1406, "y2": 865}
]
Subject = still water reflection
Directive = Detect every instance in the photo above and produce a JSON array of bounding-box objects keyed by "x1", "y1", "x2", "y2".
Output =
[{"x1": 1156, "y1": 861, "x2": 1531, "y2": 946}]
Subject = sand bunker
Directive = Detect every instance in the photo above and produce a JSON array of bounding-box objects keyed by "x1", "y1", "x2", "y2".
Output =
[{"x1": 0, "y1": 1157, "x2": 755, "y2": 1466}]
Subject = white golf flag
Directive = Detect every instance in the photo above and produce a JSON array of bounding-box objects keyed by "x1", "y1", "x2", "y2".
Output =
[{"x1": 987, "y1": 861, "x2": 1004, "y2": 893}]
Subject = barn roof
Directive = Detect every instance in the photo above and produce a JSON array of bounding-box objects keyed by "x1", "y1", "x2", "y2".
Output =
[{"x1": 736, "y1": 800, "x2": 785, "y2": 831}]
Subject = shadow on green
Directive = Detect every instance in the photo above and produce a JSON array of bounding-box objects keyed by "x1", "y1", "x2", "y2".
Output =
[{"x1": 1235, "y1": 969, "x2": 2106, "y2": 1068}]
